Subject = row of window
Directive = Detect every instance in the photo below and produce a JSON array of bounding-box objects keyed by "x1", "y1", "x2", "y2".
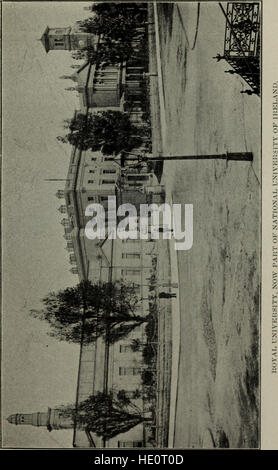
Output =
[
  {"x1": 89, "y1": 157, "x2": 114, "y2": 162},
  {"x1": 119, "y1": 367, "x2": 141, "y2": 376},
  {"x1": 118, "y1": 441, "x2": 143, "y2": 448},
  {"x1": 121, "y1": 269, "x2": 141, "y2": 276},
  {"x1": 87, "y1": 196, "x2": 110, "y2": 202},
  {"x1": 88, "y1": 169, "x2": 116, "y2": 174},
  {"x1": 119, "y1": 344, "x2": 142, "y2": 353},
  {"x1": 87, "y1": 178, "x2": 149, "y2": 186},
  {"x1": 121, "y1": 253, "x2": 141, "y2": 259},
  {"x1": 87, "y1": 179, "x2": 115, "y2": 185},
  {"x1": 53, "y1": 39, "x2": 64, "y2": 46}
]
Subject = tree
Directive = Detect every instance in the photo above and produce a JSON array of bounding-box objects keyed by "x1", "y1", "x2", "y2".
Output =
[
  {"x1": 71, "y1": 39, "x2": 145, "y2": 66},
  {"x1": 60, "y1": 391, "x2": 151, "y2": 440},
  {"x1": 130, "y1": 338, "x2": 145, "y2": 352},
  {"x1": 81, "y1": 3, "x2": 148, "y2": 38},
  {"x1": 117, "y1": 389, "x2": 142, "y2": 403},
  {"x1": 142, "y1": 343, "x2": 156, "y2": 365},
  {"x1": 58, "y1": 111, "x2": 143, "y2": 155},
  {"x1": 77, "y1": 15, "x2": 142, "y2": 43},
  {"x1": 72, "y1": 3, "x2": 148, "y2": 66},
  {"x1": 30, "y1": 280, "x2": 149, "y2": 344},
  {"x1": 90, "y1": 3, "x2": 147, "y2": 20},
  {"x1": 141, "y1": 369, "x2": 156, "y2": 386}
]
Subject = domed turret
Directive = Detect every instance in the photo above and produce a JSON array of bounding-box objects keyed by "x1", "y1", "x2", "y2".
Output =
[
  {"x1": 7, "y1": 414, "x2": 18, "y2": 424},
  {"x1": 7, "y1": 408, "x2": 73, "y2": 432},
  {"x1": 7, "y1": 412, "x2": 48, "y2": 427}
]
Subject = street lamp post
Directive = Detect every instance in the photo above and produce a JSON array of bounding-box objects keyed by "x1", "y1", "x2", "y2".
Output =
[{"x1": 117, "y1": 150, "x2": 253, "y2": 165}]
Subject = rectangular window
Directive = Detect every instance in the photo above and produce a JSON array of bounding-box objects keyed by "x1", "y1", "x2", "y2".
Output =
[
  {"x1": 102, "y1": 179, "x2": 115, "y2": 185},
  {"x1": 122, "y1": 253, "x2": 141, "y2": 260},
  {"x1": 121, "y1": 269, "x2": 141, "y2": 276},
  {"x1": 89, "y1": 170, "x2": 95, "y2": 173},
  {"x1": 118, "y1": 441, "x2": 143, "y2": 448},
  {"x1": 94, "y1": 84, "x2": 117, "y2": 90},
  {"x1": 88, "y1": 197, "x2": 94, "y2": 201},
  {"x1": 119, "y1": 345, "x2": 132, "y2": 353},
  {"x1": 91, "y1": 157, "x2": 97, "y2": 161},
  {"x1": 103, "y1": 169, "x2": 116, "y2": 174},
  {"x1": 127, "y1": 175, "x2": 149, "y2": 181},
  {"x1": 119, "y1": 367, "x2": 141, "y2": 376},
  {"x1": 88, "y1": 180, "x2": 94, "y2": 184}
]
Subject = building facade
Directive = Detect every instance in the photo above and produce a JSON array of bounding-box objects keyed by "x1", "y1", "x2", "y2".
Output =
[{"x1": 9, "y1": 7, "x2": 161, "y2": 448}]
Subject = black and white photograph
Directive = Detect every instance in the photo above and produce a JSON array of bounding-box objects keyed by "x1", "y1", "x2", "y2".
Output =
[{"x1": 2, "y1": 1, "x2": 262, "y2": 450}]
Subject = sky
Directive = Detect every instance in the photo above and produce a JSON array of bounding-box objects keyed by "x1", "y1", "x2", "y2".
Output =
[{"x1": 2, "y1": 1, "x2": 93, "y2": 448}]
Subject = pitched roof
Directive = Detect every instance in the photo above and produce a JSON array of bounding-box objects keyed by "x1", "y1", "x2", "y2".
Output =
[{"x1": 40, "y1": 26, "x2": 50, "y2": 53}]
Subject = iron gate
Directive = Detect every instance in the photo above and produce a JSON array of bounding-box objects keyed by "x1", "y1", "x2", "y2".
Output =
[{"x1": 220, "y1": 2, "x2": 261, "y2": 95}]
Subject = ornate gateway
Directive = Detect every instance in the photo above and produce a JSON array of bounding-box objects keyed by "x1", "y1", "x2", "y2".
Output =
[
  {"x1": 219, "y1": 2, "x2": 261, "y2": 95},
  {"x1": 224, "y1": 2, "x2": 260, "y2": 58}
]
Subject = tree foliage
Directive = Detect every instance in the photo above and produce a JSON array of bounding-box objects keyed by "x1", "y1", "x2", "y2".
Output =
[
  {"x1": 72, "y1": 3, "x2": 148, "y2": 66},
  {"x1": 117, "y1": 389, "x2": 141, "y2": 403},
  {"x1": 141, "y1": 369, "x2": 155, "y2": 386},
  {"x1": 59, "y1": 111, "x2": 143, "y2": 155},
  {"x1": 30, "y1": 280, "x2": 148, "y2": 344},
  {"x1": 90, "y1": 3, "x2": 147, "y2": 20},
  {"x1": 79, "y1": 3, "x2": 147, "y2": 41},
  {"x1": 60, "y1": 391, "x2": 150, "y2": 440}
]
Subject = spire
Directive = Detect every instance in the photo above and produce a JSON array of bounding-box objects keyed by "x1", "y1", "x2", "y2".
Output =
[
  {"x1": 61, "y1": 218, "x2": 71, "y2": 226},
  {"x1": 7, "y1": 414, "x2": 18, "y2": 424},
  {"x1": 58, "y1": 204, "x2": 67, "y2": 214}
]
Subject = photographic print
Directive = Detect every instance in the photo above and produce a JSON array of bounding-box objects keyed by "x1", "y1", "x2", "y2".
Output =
[{"x1": 2, "y1": 1, "x2": 261, "y2": 449}]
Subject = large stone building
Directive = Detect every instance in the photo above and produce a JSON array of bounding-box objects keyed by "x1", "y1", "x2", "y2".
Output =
[
  {"x1": 56, "y1": 136, "x2": 163, "y2": 448},
  {"x1": 8, "y1": 7, "x2": 163, "y2": 448}
]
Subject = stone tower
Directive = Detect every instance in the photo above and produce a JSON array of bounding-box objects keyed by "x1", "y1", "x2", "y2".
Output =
[
  {"x1": 7, "y1": 408, "x2": 73, "y2": 432},
  {"x1": 40, "y1": 24, "x2": 97, "y2": 53}
]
